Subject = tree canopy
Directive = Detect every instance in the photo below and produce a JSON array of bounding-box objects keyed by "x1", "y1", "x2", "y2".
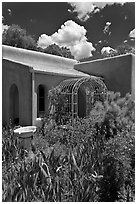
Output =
[
  {"x1": 42, "y1": 44, "x2": 74, "y2": 59},
  {"x1": 2, "y1": 24, "x2": 37, "y2": 50}
]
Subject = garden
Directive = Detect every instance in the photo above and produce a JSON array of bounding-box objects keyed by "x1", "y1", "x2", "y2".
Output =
[{"x1": 2, "y1": 91, "x2": 135, "y2": 202}]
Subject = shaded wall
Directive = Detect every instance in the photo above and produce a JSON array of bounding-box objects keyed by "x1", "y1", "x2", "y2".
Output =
[
  {"x1": 9, "y1": 84, "x2": 19, "y2": 124},
  {"x1": 75, "y1": 54, "x2": 135, "y2": 98},
  {"x1": 33, "y1": 73, "x2": 80, "y2": 123},
  {"x1": 131, "y1": 54, "x2": 135, "y2": 99},
  {"x1": 2, "y1": 59, "x2": 83, "y2": 126},
  {"x1": 78, "y1": 87, "x2": 86, "y2": 118},
  {"x1": 2, "y1": 60, "x2": 32, "y2": 126}
]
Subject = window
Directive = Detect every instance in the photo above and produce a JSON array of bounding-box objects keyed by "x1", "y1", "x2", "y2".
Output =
[{"x1": 38, "y1": 85, "x2": 45, "y2": 114}]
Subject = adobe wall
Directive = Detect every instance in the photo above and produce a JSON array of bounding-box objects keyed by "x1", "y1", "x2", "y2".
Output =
[
  {"x1": 33, "y1": 73, "x2": 79, "y2": 119},
  {"x1": 75, "y1": 54, "x2": 134, "y2": 98},
  {"x1": 131, "y1": 54, "x2": 135, "y2": 99},
  {"x1": 2, "y1": 60, "x2": 32, "y2": 126}
]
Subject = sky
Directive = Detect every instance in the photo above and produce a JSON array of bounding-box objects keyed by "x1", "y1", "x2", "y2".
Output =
[{"x1": 2, "y1": 1, "x2": 135, "y2": 60}]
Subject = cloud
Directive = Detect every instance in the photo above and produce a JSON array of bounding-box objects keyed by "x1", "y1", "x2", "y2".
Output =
[
  {"x1": 68, "y1": 2, "x2": 125, "y2": 21},
  {"x1": 70, "y1": 41, "x2": 95, "y2": 60},
  {"x1": 37, "y1": 20, "x2": 95, "y2": 60},
  {"x1": 103, "y1": 22, "x2": 112, "y2": 35},
  {"x1": 129, "y1": 29, "x2": 135, "y2": 38},
  {"x1": 8, "y1": 8, "x2": 12, "y2": 16},
  {"x1": 68, "y1": 2, "x2": 96, "y2": 21},
  {"x1": 38, "y1": 20, "x2": 87, "y2": 48},
  {"x1": 52, "y1": 20, "x2": 87, "y2": 46},
  {"x1": 37, "y1": 34, "x2": 53, "y2": 48},
  {"x1": 101, "y1": 46, "x2": 116, "y2": 55}
]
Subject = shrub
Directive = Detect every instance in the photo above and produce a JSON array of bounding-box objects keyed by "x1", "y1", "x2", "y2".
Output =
[
  {"x1": 2, "y1": 92, "x2": 135, "y2": 201},
  {"x1": 44, "y1": 91, "x2": 135, "y2": 201},
  {"x1": 48, "y1": 87, "x2": 71, "y2": 125}
]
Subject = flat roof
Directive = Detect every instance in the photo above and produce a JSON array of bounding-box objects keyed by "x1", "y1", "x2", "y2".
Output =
[
  {"x1": 75, "y1": 53, "x2": 134, "y2": 66},
  {"x1": 2, "y1": 45, "x2": 89, "y2": 77}
]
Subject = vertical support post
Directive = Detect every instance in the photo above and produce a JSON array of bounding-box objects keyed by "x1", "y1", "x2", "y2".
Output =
[
  {"x1": 131, "y1": 54, "x2": 135, "y2": 100},
  {"x1": 75, "y1": 92, "x2": 78, "y2": 117},
  {"x1": 31, "y1": 69, "x2": 37, "y2": 125},
  {"x1": 71, "y1": 90, "x2": 74, "y2": 125}
]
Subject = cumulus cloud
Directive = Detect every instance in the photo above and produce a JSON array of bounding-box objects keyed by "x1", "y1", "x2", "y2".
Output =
[
  {"x1": 101, "y1": 46, "x2": 116, "y2": 55},
  {"x1": 52, "y1": 20, "x2": 87, "y2": 46},
  {"x1": 129, "y1": 29, "x2": 135, "y2": 38},
  {"x1": 70, "y1": 40, "x2": 95, "y2": 60},
  {"x1": 68, "y1": 2, "x2": 125, "y2": 21},
  {"x1": 37, "y1": 34, "x2": 53, "y2": 48},
  {"x1": 68, "y1": 2, "x2": 96, "y2": 21},
  {"x1": 37, "y1": 20, "x2": 95, "y2": 60}
]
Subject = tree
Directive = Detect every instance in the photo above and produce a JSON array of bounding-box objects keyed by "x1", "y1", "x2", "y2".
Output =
[
  {"x1": 116, "y1": 43, "x2": 135, "y2": 55},
  {"x1": 2, "y1": 24, "x2": 37, "y2": 50},
  {"x1": 43, "y1": 44, "x2": 74, "y2": 59}
]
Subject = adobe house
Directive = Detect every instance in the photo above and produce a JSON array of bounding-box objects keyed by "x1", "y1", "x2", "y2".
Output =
[{"x1": 2, "y1": 45, "x2": 135, "y2": 126}]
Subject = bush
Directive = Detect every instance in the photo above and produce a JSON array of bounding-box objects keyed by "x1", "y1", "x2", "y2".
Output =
[
  {"x1": 44, "y1": 91, "x2": 135, "y2": 201},
  {"x1": 2, "y1": 92, "x2": 135, "y2": 201}
]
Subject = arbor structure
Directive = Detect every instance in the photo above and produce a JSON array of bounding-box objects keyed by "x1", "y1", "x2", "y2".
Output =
[{"x1": 53, "y1": 76, "x2": 107, "y2": 122}]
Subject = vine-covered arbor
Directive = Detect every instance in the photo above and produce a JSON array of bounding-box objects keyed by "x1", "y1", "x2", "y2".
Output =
[{"x1": 58, "y1": 76, "x2": 107, "y2": 120}]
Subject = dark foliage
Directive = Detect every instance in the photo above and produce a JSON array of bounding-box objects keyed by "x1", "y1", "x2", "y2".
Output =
[
  {"x1": 2, "y1": 92, "x2": 135, "y2": 201},
  {"x1": 2, "y1": 24, "x2": 37, "y2": 50},
  {"x1": 42, "y1": 44, "x2": 74, "y2": 59}
]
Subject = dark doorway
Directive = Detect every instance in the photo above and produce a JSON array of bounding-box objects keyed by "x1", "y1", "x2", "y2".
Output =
[
  {"x1": 9, "y1": 84, "x2": 19, "y2": 125},
  {"x1": 78, "y1": 87, "x2": 86, "y2": 118}
]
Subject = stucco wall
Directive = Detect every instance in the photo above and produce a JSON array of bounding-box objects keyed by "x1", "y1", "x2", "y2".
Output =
[
  {"x1": 2, "y1": 60, "x2": 32, "y2": 126},
  {"x1": 131, "y1": 55, "x2": 135, "y2": 99},
  {"x1": 33, "y1": 73, "x2": 79, "y2": 119},
  {"x1": 75, "y1": 54, "x2": 134, "y2": 98}
]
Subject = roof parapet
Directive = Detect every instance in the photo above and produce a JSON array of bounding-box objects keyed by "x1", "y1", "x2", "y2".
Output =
[
  {"x1": 2, "y1": 45, "x2": 77, "y2": 70},
  {"x1": 76, "y1": 53, "x2": 135, "y2": 66}
]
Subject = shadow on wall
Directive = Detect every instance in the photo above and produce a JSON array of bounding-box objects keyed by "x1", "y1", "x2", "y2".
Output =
[
  {"x1": 78, "y1": 87, "x2": 86, "y2": 118},
  {"x1": 9, "y1": 84, "x2": 19, "y2": 125}
]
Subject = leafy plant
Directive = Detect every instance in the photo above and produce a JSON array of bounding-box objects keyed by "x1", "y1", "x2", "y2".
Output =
[
  {"x1": 3, "y1": 92, "x2": 135, "y2": 202},
  {"x1": 48, "y1": 87, "x2": 72, "y2": 125}
]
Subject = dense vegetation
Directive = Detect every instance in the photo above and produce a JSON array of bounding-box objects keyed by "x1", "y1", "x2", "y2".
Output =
[{"x1": 2, "y1": 92, "x2": 135, "y2": 202}]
